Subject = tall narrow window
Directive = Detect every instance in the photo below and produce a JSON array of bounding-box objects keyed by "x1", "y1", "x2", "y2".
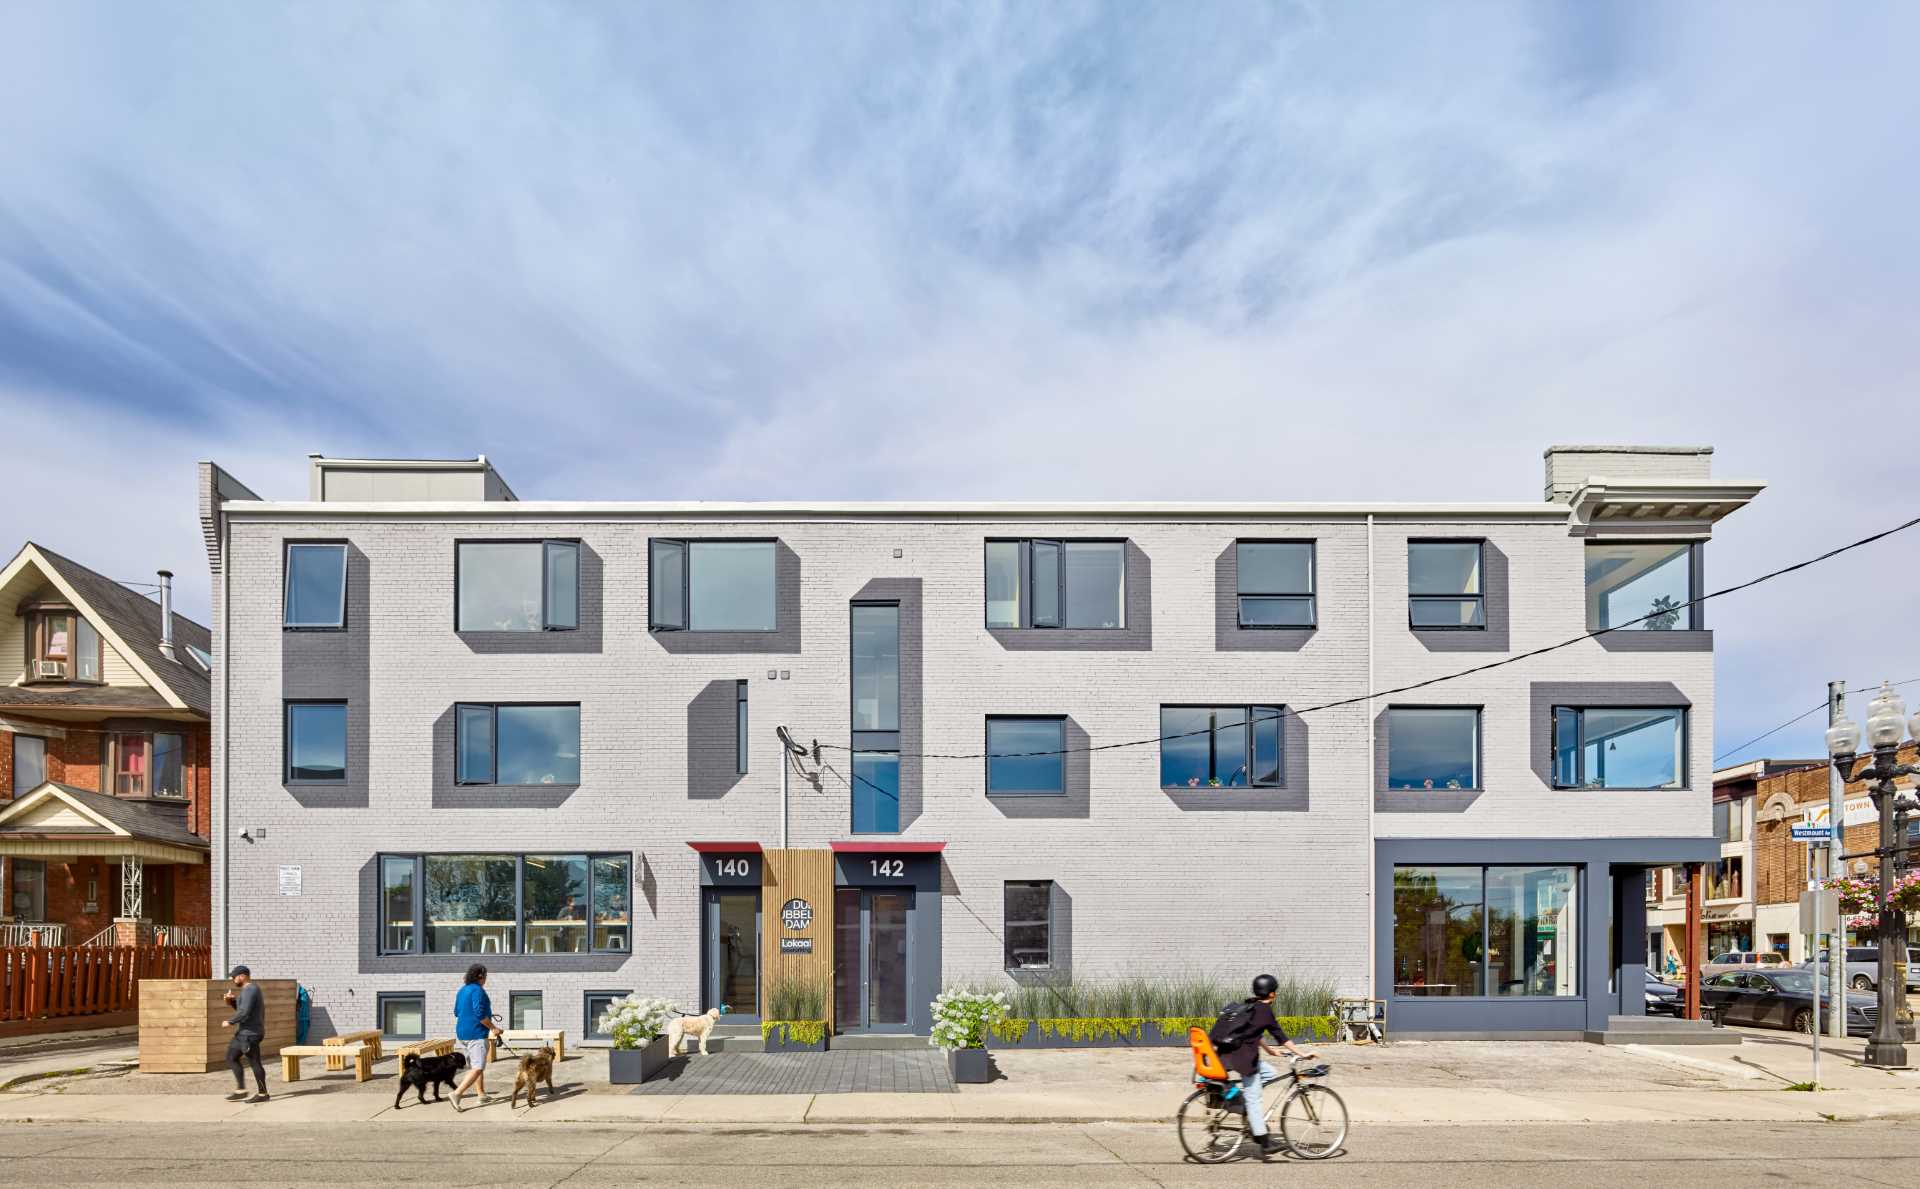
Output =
[
  {"x1": 284, "y1": 543, "x2": 348, "y2": 629},
  {"x1": 736, "y1": 679, "x2": 749, "y2": 774},
  {"x1": 381, "y1": 856, "x2": 416, "y2": 953},
  {"x1": 851, "y1": 602, "x2": 900, "y2": 833},
  {"x1": 12, "y1": 735, "x2": 46, "y2": 796},
  {"x1": 986, "y1": 718, "x2": 1065, "y2": 795},
  {"x1": 456, "y1": 541, "x2": 578, "y2": 631},
  {"x1": 648, "y1": 539, "x2": 776, "y2": 631},
  {"x1": 152, "y1": 732, "x2": 185, "y2": 798},
  {"x1": 73, "y1": 619, "x2": 101, "y2": 682},
  {"x1": 285, "y1": 702, "x2": 348, "y2": 782},
  {"x1": 1159, "y1": 706, "x2": 1284, "y2": 788},
  {"x1": 1004, "y1": 881, "x2": 1054, "y2": 970},
  {"x1": 1385, "y1": 708, "x2": 1479, "y2": 790},
  {"x1": 1236, "y1": 541, "x2": 1316, "y2": 628},
  {"x1": 983, "y1": 539, "x2": 1125, "y2": 629},
  {"x1": 1585, "y1": 542, "x2": 1697, "y2": 631},
  {"x1": 1408, "y1": 541, "x2": 1484, "y2": 629},
  {"x1": 455, "y1": 704, "x2": 581, "y2": 786}
]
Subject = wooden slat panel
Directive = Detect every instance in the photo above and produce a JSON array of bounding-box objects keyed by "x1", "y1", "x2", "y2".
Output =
[{"x1": 759, "y1": 848, "x2": 836, "y2": 1030}]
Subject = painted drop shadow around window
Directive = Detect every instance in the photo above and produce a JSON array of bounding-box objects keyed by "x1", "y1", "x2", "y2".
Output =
[
  {"x1": 987, "y1": 719, "x2": 1091, "y2": 820},
  {"x1": 281, "y1": 542, "x2": 370, "y2": 809},
  {"x1": 1527, "y1": 681, "x2": 1692, "y2": 791},
  {"x1": 851, "y1": 576, "x2": 923, "y2": 832},
  {"x1": 456, "y1": 542, "x2": 604, "y2": 655},
  {"x1": 687, "y1": 678, "x2": 746, "y2": 800},
  {"x1": 429, "y1": 705, "x2": 580, "y2": 810},
  {"x1": 1373, "y1": 708, "x2": 1483, "y2": 813},
  {"x1": 1593, "y1": 630, "x2": 1712, "y2": 654},
  {"x1": 648, "y1": 542, "x2": 803, "y2": 655},
  {"x1": 355, "y1": 857, "x2": 633, "y2": 977},
  {"x1": 1411, "y1": 540, "x2": 1509, "y2": 653},
  {"x1": 989, "y1": 543, "x2": 1152, "y2": 652},
  {"x1": 1162, "y1": 710, "x2": 1309, "y2": 812},
  {"x1": 1004, "y1": 883, "x2": 1074, "y2": 987},
  {"x1": 1213, "y1": 543, "x2": 1314, "y2": 653}
]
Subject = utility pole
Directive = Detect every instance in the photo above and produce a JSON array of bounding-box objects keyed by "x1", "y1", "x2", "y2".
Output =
[{"x1": 1828, "y1": 681, "x2": 1848, "y2": 1038}]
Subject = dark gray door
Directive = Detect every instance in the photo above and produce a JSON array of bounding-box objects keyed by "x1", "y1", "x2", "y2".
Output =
[{"x1": 833, "y1": 888, "x2": 914, "y2": 1033}]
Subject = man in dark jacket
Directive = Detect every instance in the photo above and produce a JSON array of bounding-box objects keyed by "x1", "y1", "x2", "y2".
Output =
[
  {"x1": 221, "y1": 965, "x2": 269, "y2": 1102},
  {"x1": 1218, "y1": 973, "x2": 1318, "y2": 1156}
]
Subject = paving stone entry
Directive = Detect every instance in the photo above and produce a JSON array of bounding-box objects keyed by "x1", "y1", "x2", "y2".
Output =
[{"x1": 631, "y1": 1050, "x2": 955, "y2": 1095}]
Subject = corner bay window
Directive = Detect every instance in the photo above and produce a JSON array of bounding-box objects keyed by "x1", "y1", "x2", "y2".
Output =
[
  {"x1": 986, "y1": 717, "x2": 1065, "y2": 795},
  {"x1": 285, "y1": 702, "x2": 347, "y2": 783},
  {"x1": 1236, "y1": 540, "x2": 1315, "y2": 628},
  {"x1": 24, "y1": 607, "x2": 101, "y2": 682},
  {"x1": 1552, "y1": 707, "x2": 1684, "y2": 790},
  {"x1": 985, "y1": 539, "x2": 1125, "y2": 629},
  {"x1": 648, "y1": 539, "x2": 776, "y2": 631},
  {"x1": 851, "y1": 602, "x2": 900, "y2": 832},
  {"x1": 284, "y1": 542, "x2": 348, "y2": 629},
  {"x1": 1585, "y1": 542, "x2": 1697, "y2": 631},
  {"x1": 1160, "y1": 706, "x2": 1283, "y2": 788},
  {"x1": 104, "y1": 730, "x2": 188, "y2": 797},
  {"x1": 456, "y1": 703, "x2": 580, "y2": 785},
  {"x1": 380, "y1": 852, "x2": 631, "y2": 955},
  {"x1": 1408, "y1": 541, "x2": 1484, "y2": 629},
  {"x1": 456, "y1": 540, "x2": 578, "y2": 631},
  {"x1": 1004, "y1": 880, "x2": 1053, "y2": 970},
  {"x1": 1386, "y1": 708, "x2": 1479, "y2": 790},
  {"x1": 1392, "y1": 865, "x2": 1580, "y2": 997}
]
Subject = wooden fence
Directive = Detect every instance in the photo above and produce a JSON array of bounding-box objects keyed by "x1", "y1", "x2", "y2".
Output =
[{"x1": 0, "y1": 944, "x2": 211, "y2": 1022}]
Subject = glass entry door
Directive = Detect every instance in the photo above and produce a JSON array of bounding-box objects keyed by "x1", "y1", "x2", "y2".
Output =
[
  {"x1": 703, "y1": 890, "x2": 759, "y2": 1022},
  {"x1": 833, "y1": 888, "x2": 913, "y2": 1033}
]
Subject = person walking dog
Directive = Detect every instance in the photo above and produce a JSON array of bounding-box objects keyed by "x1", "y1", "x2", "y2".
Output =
[
  {"x1": 450, "y1": 963, "x2": 503, "y2": 1111},
  {"x1": 221, "y1": 965, "x2": 269, "y2": 1103}
]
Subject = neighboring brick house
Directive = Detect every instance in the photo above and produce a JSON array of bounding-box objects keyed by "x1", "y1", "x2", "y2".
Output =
[
  {"x1": 0, "y1": 543, "x2": 213, "y2": 947},
  {"x1": 1750, "y1": 742, "x2": 1920, "y2": 959},
  {"x1": 202, "y1": 445, "x2": 1762, "y2": 1043}
]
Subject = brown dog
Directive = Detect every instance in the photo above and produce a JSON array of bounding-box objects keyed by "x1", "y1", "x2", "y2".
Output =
[{"x1": 510, "y1": 1044, "x2": 555, "y2": 1109}]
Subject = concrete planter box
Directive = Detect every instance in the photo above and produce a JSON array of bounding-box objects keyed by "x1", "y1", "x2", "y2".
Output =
[
  {"x1": 762, "y1": 1022, "x2": 828, "y2": 1053},
  {"x1": 947, "y1": 1047, "x2": 993, "y2": 1083},
  {"x1": 607, "y1": 1036, "x2": 669, "y2": 1083}
]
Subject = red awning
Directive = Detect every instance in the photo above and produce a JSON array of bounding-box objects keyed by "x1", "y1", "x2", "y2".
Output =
[
  {"x1": 686, "y1": 841, "x2": 764, "y2": 854},
  {"x1": 828, "y1": 841, "x2": 946, "y2": 854}
]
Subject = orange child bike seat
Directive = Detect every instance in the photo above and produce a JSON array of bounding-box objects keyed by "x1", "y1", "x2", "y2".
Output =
[{"x1": 1188, "y1": 1027, "x2": 1228, "y2": 1080}]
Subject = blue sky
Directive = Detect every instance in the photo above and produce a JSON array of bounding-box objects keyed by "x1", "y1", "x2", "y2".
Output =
[{"x1": 3, "y1": 2, "x2": 1918, "y2": 759}]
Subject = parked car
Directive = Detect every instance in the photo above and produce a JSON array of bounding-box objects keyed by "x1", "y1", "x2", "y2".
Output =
[
  {"x1": 1810, "y1": 946, "x2": 1920, "y2": 993},
  {"x1": 1645, "y1": 974, "x2": 1681, "y2": 1017},
  {"x1": 1700, "y1": 970, "x2": 1878, "y2": 1036},
  {"x1": 1701, "y1": 950, "x2": 1790, "y2": 980}
]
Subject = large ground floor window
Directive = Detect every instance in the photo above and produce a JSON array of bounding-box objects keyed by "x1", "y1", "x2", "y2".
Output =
[
  {"x1": 379, "y1": 852, "x2": 631, "y2": 955},
  {"x1": 1393, "y1": 864, "x2": 1580, "y2": 997}
]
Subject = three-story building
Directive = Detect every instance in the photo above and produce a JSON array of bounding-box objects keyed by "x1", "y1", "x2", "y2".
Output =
[{"x1": 200, "y1": 446, "x2": 1761, "y2": 1042}]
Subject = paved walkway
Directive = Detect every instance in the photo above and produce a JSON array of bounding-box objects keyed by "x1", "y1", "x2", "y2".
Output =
[{"x1": 632, "y1": 1050, "x2": 953, "y2": 1094}]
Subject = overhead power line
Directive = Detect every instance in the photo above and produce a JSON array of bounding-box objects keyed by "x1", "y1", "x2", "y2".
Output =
[{"x1": 1711, "y1": 677, "x2": 1920, "y2": 764}]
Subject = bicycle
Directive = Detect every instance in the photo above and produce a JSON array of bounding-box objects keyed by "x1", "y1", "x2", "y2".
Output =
[{"x1": 1177, "y1": 1054, "x2": 1348, "y2": 1163}]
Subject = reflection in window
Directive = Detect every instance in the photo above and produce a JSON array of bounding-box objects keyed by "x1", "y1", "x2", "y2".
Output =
[
  {"x1": 12, "y1": 734, "x2": 46, "y2": 796},
  {"x1": 285, "y1": 702, "x2": 347, "y2": 782},
  {"x1": 1392, "y1": 867, "x2": 1486, "y2": 996},
  {"x1": 1004, "y1": 880, "x2": 1053, "y2": 970},
  {"x1": 852, "y1": 752, "x2": 900, "y2": 833},
  {"x1": 424, "y1": 855, "x2": 518, "y2": 954},
  {"x1": 1408, "y1": 541, "x2": 1484, "y2": 628},
  {"x1": 983, "y1": 539, "x2": 1126, "y2": 629},
  {"x1": 284, "y1": 543, "x2": 347, "y2": 628},
  {"x1": 1552, "y1": 707, "x2": 1683, "y2": 789},
  {"x1": 1485, "y1": 867, "x2": 1579, "y2": 997},
  {"x1": 1393, "y1": 865, "x2": 1580, "y2": 998},
  {"x1": 648, "y1": 539, "x2": 776, "y2": 631},
  {"x1": 1386, "y1": 708, "x2": 1479, "y2": 790},
  {"x1": 591, "y1": 855, "x2": 631, "y2": 951},
  {"x1": 986, "y1": 718, "x2": 1065, "y2": 795},
  {"x1": 1585, "y1": 542, "x2": 1695, "y2": 631},
  {"x1": 1159, "y1": 706, "x2": 1283, "y2": 788},
  {"x1": 455, "y1": 704, "x2": 580, "y2": 785},
  {"x1": 456, "y1": 541, "x2": 578, "y2": 631},
  {"x1": 382, "y1": 853, "x2": 631, "y2": 956},
  {"x1": 522, "y1": 855, "x2": 588, "y2": 954},
  {"x1": 1713, "y1": 798, "x2": 1743, "y2": 842},
  {"x1": 74, "y1": 619, "x2": 101, "y2": 682},
  {"x1": 985, "y1": 541, "x2": 1021, "y2": 628},
  {"x1": 152, "y1": 732, "x2": 185, "y2": 798},
  {"x1": 851, "y1": 601, "x2": 901, "y2": 833},
  {"x1": 1237, "y1": 541, "x2": 1316, "y2": 628},
  {"x1": 382, "y1": 856, "x2": 416, "y2": 952}
]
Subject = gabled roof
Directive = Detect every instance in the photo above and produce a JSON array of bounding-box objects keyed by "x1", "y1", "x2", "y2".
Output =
[
  {"x1": 0, "y1": 782, "x2": 208, "y2": 860},
  {"x1": 1, "y1": 543, "x2": 211, "y2": 718}
]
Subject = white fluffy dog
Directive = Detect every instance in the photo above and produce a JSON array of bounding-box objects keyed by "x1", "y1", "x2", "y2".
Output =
[{"x1": 667, "y1": 1008, "x2": 723, "y2": 1056}]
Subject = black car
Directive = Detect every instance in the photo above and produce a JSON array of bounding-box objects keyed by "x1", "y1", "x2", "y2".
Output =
[
  {"x1": 1700, "y1": 970, "x2": 1878, "y2": 1035},
  {"x1": 1645, "y1": 975, "x2": 1681, "y2": 1017}
]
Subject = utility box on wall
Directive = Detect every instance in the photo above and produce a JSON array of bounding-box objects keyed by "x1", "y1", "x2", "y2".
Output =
[{"x1": 137, "y1": 979, "x2": 297, "y2": 1073}]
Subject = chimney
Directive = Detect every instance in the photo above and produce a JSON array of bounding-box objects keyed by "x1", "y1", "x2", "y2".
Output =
[{"x1": 157, "y1": 570, "x2": 176, "y2": 661}]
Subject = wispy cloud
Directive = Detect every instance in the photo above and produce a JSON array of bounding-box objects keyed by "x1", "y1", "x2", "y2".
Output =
[{"x1": 2, "y1": 1, "x2": 1917, "y2": 754}]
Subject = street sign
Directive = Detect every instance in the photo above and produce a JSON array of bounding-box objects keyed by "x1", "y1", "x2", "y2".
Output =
[
  {"x1": 1792, "y1": 823, "x2": 1834, "y2": 843},
  {"x1": 1800, "y1": 888, "x2": 1840, "y2": 933}
]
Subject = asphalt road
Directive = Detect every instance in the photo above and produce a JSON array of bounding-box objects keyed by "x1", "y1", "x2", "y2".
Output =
[{"x1": 0, "y1": 1119, "x2": 1914, "y2": 1186}]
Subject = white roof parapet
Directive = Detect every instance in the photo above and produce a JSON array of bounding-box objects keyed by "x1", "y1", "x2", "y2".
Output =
[
  {"x1": 1566, "y1": 478, "x2": 1765, "y2": 537},
  {"x1": 219, "y1": 498, "x2": 1576, "y2": 523}
]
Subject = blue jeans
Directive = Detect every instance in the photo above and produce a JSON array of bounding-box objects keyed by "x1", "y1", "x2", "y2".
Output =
[{"x1": 1240, "y1": 1060, "x2": 1280, "y2": 1137}]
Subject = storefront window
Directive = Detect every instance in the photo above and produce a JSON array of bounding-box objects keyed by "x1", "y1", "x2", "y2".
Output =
[
  {"x1": 591, "y1": 856, "x2": 630, "y2": 951},
  {"x1": 1393, "y1": 865, "x2": 1581, "y2": 998},
  {"x1": 1484, "y1": 867, "x2": 1579, "y2": 997},
  {"x1": 424, "y1": 855, "x2": 517, "y2": 954},
  {"x1": 1392, "y1": 867, "x2": 1485, "y2": 996},
  {"x1": 522, "y1": 855, "x2": 588, "y2": 954}
]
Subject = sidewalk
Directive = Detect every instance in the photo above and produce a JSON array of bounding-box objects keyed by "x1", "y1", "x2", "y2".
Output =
[{"x1": 4, "y1": 1031, "x2": 1917, "y2": 1127}]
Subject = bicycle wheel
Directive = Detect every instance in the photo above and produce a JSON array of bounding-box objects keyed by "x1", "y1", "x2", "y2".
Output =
[
  {"x1": 1279, "y1": 1084, "x2": 1348, "y2": 1159},
  {"x1": 1176, "y1": 1087, "x2": 1248, "y2": 1164}
]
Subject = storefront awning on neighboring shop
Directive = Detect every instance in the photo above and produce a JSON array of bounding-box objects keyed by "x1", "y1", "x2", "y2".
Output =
[
  {"x1": 686, "y1": 841, "x2": 763, "y2": 853},
  {"x1": 829, "y1": 841, "x2": 946, "y2": 853}
]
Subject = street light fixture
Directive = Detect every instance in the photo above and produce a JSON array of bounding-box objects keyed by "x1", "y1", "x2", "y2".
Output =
[{"x1": 1825, "y1": 681, "x2": 1920, "y2": 1068}]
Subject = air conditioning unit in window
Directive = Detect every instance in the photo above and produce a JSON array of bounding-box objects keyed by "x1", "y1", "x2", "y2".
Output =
[{"x1": 34, "y1": 660, "x2": 66, "y2": 680}]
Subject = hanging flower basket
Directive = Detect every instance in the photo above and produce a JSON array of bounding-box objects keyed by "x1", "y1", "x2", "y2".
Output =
[{"x1": 1824, "y1": 872, "x2": 1920, "y2": 923}]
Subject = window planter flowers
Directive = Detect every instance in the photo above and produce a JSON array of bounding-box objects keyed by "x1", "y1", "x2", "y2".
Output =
[
  {"x1": 599, "y1": 994, "x2": 673, "y2": 1083},
  {"x1": 931, "y1": 989, "x2": 1008, "y2": 1082}
]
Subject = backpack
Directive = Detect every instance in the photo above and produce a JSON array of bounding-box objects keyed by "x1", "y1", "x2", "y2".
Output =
[{"x1": 1208, "y1": 999, "x2": 1256, "y2": 1050}]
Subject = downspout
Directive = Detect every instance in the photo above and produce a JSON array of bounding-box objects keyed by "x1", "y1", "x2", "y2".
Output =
[
  {"x1": 218, "y1": 514, "x2": 230, "y2": 973},
  {"x1": 1366, "y1": 513, "x2": 1376, "y2": 1002}
]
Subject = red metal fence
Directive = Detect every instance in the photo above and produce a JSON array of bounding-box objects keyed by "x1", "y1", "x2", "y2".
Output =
[{"x1": 0, "y1": 945, "x2": 210, "y2": 1022}]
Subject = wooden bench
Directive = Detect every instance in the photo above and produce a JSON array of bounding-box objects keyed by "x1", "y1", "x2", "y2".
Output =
[
  {"x1": 392, "y1": 1037, "x2": 454, "y2": 1067},
  {"x1": 281, "y1": 1042, "x2": 371, "y2": 1083},
  {"x1": 324, "y1": 1029, "x2": 383, "y2": 1070},
  {"x1": 489, "y1": 1028, "x2": 566, "y2": 1063}
]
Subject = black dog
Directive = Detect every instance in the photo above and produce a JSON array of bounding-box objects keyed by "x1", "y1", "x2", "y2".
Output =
[{"x1": 393, "y1": 1050, "x2": 468, "y2": 1108}]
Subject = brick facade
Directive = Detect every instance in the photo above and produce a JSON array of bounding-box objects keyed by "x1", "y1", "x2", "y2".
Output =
[{"x1": 1753, "y1": 743, "x2": 1917, "y2": 915}]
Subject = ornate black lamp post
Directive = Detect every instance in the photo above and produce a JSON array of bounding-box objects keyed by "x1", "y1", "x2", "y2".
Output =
[{"x1": 1825, "y1": 681, "x2": 1920, "y2": 1068}]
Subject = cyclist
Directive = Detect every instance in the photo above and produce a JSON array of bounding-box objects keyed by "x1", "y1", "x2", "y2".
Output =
[{"x1": 1218, "y1": 973, "x2": 1320, "y2": 1156}]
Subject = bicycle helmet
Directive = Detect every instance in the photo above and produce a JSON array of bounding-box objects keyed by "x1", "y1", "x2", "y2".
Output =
[{"x1": 1251, "y1": 973, "x2": 1279, "y2": 997}]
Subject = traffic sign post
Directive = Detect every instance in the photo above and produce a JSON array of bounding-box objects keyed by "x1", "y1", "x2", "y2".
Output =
[
  {"x1": 1791, "y1": 823, "x2": 1834, "y2": 844},
  {"x1": 1801, "y1": 888, "x2": 1841, "y2": 1087}
]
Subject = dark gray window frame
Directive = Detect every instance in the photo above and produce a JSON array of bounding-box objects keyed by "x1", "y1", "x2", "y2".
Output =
[
  {"x1": 1158, "y1": 704, "x2": 1286, "y2": 789},
  {"x1": 1550, "y1": 705, "x2": 1688, "y2": 791},
  {"x1": 736, "y1": 679, "x2": 750, "y2": 774},
  {"x1": 509, "y1": 989, "x2": 544, "y2": 1030},
  {"x1": 983, "y1": 538, "x2": 1128, "y2": 630},
  {"x1": 1235, "y1": 539, "x2": 1317, "y2": 629},
  {"x1": 1003, "y1": 879, "x2": 1054, "y2": 971},
  {"x1": 583, "y1": 989, "x2": 632, "y2": 1040},
  {"x1": 1407, "y1": 538, "x2": 1486, "y2": 631},
  {"x1": 375, "y1": 991, "x2": 427, "y2": 1040},
  {"x1": 646, "y1": 537, "x2": 780, "y2": 633},
  {"x1": 1584, "y1": 540, "x2": 1703, "y2": 631},
  {"x1": 452, "y1": 539, "x2": 580, "y2": 632},
  {"x1": 984, "y1": 716, "x2": 1067, "y2": 797},
  {"x1": 375, "y1": 850, "x2": 632, "y2": 957},
  {"x1": 850, "y1": 601, "x2": 901, "y2": 833},
  {"x1": 453, "y1": 702, "x2": 582, "y2": 787},
  {"x1": 284, "y1": 699, "x2": 348, "y2": 784},
  {"x1": 283, "y1": 541, "x2": 349, "y2": 631},
  {"x1": 1384, "y1": 705, "x2": 1483, "y2": 791}
]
